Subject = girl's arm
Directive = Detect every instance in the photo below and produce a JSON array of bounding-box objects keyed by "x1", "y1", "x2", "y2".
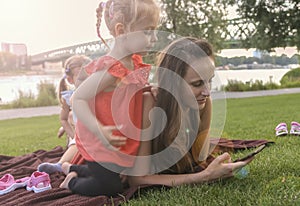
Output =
[
  {"x1": 59, "y1": 101, "x2": 74, "y2": 138},
  {"x1": 75, "y1": 67, "x2": 89, "y2": 88},
  {"x1": 72, "y1": 70, "x2": 127, "y2": 148},
  {"x1": 129, "y1": 153, "x2": 252, "y2": 187}
]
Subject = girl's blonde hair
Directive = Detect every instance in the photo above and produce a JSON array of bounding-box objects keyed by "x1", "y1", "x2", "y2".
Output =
[
  {"x1": 58, "y1": 55, "x2": 92, "y2": 104},
  {"x1": 96, "y1": 0, "x2": 160, "y2": 48}
]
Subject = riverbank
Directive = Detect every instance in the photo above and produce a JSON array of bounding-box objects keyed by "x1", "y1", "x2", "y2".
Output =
[
  {"x1": 0, "y1": 105, "x2": 60, "y2": 120},
  {"x1": 0, "y1": 70, "x2": 61, "y2": 77},
  {"x1": 0, "y1": 68, "x2": 291, "y2": 103},
  {"x1": 1, "y1": 88, "x2": 300, "y2": 120}
]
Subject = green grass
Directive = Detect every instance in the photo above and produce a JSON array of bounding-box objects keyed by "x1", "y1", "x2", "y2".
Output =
[
  {"x1": 0, "y1": 115, "x2": 65, "y2": 155},
  {"x1": 0, "y1": 94, "x2": 300, "y2": 205}
]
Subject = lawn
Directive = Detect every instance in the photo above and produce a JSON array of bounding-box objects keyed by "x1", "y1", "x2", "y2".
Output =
[{"x1": 0, "y1": 93, "x2": 299, "y2": 205}]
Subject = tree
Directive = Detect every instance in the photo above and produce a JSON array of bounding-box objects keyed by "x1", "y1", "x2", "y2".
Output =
[
  {"x1": 230, "y1": 0, "x2": 300, "y2": 51},
  {"x1": 159, "y1": 0, "x2": 228, "y2": 52},
  {"x1": 290, "y1": 54, "x2": 300, "y2": 64}
]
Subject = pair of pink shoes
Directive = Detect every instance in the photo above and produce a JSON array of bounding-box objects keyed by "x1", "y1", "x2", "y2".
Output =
[
  {"x1": 0, "y1": 171, "x2": 51, "y2": 195},
  {"x1": 275, "y1": 121, "x2": 300, "y2": 137}
]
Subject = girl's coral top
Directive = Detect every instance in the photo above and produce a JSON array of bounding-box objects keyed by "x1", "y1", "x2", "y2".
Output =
[{"x1": 75, "y1": 55, "x2": 150, "y2": 167}]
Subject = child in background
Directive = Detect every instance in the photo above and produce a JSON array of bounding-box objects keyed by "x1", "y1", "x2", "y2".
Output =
[
  {"x1": 59, "y1": 0, "x2": 160, "y2": 197},
  {"x1": 38, "y1": 55, "x2": 91, "y2": 174}
]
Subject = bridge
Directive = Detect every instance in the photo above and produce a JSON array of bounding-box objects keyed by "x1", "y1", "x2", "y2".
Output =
[
  {"x1": 31, "y1": 39, "x2": 114, "y2": 66},
  {"x1": 30, "y1": 18, "x2": 255, "y2": 67}
]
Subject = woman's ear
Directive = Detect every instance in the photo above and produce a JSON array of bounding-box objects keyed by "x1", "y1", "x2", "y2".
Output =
[{"x1": 114, "y1": 23, "x2": 125, "y2": 36}]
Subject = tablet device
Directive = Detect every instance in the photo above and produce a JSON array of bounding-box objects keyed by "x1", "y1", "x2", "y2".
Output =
[{"x1": 233, "y1": 144, "x2": 266, "y2": 162}]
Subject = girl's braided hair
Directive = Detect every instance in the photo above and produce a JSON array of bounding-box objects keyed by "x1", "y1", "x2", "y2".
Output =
[{"x1": 96, "y1": 0, "x2": 160, "y2": 49}]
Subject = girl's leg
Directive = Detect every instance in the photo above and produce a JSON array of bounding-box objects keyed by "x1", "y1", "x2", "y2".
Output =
[
  {"x1": 58, "y1": 144, "x2": 78, "y2": 164},
  {"x1": 37, "y1": 144, "x2": 78, "y2": 174},
  {"x1": 61, "y1": 162, "x2": 91, "y2": 177},
  {"x1": 61, "y1": 162, "x2": 124, "y2": 197}
]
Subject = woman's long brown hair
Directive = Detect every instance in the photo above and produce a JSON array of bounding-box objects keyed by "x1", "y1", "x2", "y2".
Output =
[{"x1": 152, "y1": 37, "x2": 214, "y2": 174}]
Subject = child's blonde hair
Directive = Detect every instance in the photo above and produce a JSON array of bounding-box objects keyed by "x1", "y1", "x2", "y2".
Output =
[
  {"x1": 96, "y1": 0, "x2": 160, "y2": 48},
  {"x1": 58, "y1": 55, "x2": 91, "y2": 104}
]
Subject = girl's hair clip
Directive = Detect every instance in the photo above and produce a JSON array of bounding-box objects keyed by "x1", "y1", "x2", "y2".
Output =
[
  {"x1": 65, "y1": 67, "x2": 71, "y2": 74},
  {"x1": 100, "y1": 2, "x2": 106, "y2": 8}
]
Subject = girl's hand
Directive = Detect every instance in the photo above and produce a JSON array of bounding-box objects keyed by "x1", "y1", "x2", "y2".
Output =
[
  {"x1": 202, "y1": 153, "x2": 253, "y2": 181},
  {"x1": 57, "y1": 126, "x2": 65, "y2": 138},
  {"x1": 100, "y1": 125, "x2": 127, "y2": 149}
]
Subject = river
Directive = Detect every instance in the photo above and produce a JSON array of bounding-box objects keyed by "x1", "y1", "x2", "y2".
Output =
[{"x1": 0, "y1": 68, "x2": 290, "y2": 103}]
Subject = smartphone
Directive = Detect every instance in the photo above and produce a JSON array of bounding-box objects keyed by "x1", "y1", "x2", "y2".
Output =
[{"x1": 233, "y1": 144, "x2": 266, "y2": 162}]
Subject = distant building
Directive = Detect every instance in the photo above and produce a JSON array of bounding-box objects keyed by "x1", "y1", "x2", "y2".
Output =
[
  {"x1": 1, "y1": 42, "x2": 29, "y2": 69},
  {"x1": 1, "y1": 42, "x2": 27, "y2": 56}
]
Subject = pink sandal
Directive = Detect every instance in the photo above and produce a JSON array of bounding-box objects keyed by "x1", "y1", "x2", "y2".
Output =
[
  {"x1": 275, "y1": 122, "x2": 288, "y2": 137},
  {"x1": 290, "y1": 121, "x2": 300, "y2": 136},
  {"x1": 26, "y1": 171, "x2": 51, "y2": 193},
  {"x1": 0, "y1": 174, "x2": 30, "y2": 195}
]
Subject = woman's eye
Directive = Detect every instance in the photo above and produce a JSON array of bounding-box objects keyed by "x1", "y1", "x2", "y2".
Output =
[{"x1": 191, "y1": 81, "x2": 204, "y2": 87}]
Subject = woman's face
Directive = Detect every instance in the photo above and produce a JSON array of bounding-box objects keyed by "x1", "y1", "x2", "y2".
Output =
[{"x1": 181, "y1": 57, "x2": 215, "y2": 110}]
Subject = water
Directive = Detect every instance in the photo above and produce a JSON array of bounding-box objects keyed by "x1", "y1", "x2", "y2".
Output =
[
  {"x1": 0, "y1": 68, "x2": 290, "y2": 103},
  {"x1": 212, "y1": 68, "x2": 290, "y2": 91},
  {"x1": 0, "y1": 74, "x2": 61, "y2": 103}
]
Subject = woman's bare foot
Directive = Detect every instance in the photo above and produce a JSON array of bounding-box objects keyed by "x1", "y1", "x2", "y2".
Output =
[
  {"x1": 61, "y1": 162, "x2": 72, "y2": 175},
  {"x1": 59, "y1": 172, "x2": 77, "y2": 189}
]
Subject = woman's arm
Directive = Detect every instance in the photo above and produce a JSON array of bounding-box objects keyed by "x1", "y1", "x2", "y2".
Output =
[
  {"x1": 129, "y1": 153, "x2": 252, "y2": 187},
  {"x1": 192, "y1": 97, "x2": 212, "y2": 162},
  {"x1": 199, "y1": 97, "x2": 212, "y2": 132},
  {"x1": 127, "y1": 92, "x2": 154, "y2": 176}
]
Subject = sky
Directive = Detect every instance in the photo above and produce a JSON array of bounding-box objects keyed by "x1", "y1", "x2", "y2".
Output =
[
  {"x1": 0, "y1": 0, "x2": 111, "y2": 55},
  {"x1": 0, "y1": 0, "x2": 298, "y2": 57}
]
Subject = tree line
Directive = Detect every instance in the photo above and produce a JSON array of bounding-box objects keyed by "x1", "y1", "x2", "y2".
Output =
[
  {"x1": 216, "y1": 54, "x2": 299, "y2": 67},
  {"x1": 159, "y1": 0, "x2": 300, "y2": 52},
  {"x1": 2, "y1": 0, "x2": 299, "y2": 71}
]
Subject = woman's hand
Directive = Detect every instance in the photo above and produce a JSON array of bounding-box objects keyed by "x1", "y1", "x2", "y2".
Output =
[
  {"x1": 100, "y1": 125, "x2": 127, "y2": 149},
  {"x1": 201, "y1": 153, "x2": 253, "y2": 182}
]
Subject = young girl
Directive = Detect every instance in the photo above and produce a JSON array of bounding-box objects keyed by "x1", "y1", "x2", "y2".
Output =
[
  {"x1": 38, "y1": 55, "x2": 91, "y2": 174},
  {"x1": 129, "y1": 37, "x2": 253, "y2": 187},
  {"x1": 59, "y1": 0, "x2": 160, "y2": 197}
]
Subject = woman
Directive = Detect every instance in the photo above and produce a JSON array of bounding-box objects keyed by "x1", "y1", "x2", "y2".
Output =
[{"x1": 129, "y1": 37, "x2": 252, "y2": 186}]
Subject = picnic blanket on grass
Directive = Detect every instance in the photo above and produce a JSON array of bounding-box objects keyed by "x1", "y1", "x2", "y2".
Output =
[{"x1": 0, "y1": 138, "x2": 274, "y2": 206}]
